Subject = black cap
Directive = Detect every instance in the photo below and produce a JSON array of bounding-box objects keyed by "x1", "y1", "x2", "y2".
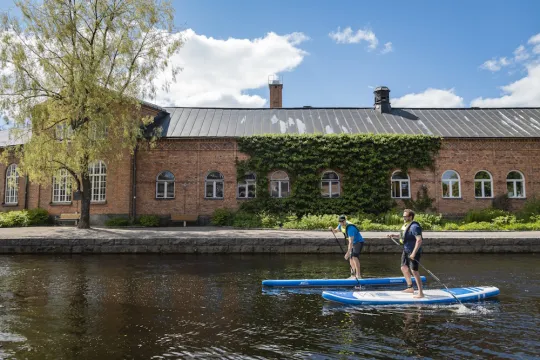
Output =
[{"x1": 338, "y1": 215, "x2": 346, "y2": 221}]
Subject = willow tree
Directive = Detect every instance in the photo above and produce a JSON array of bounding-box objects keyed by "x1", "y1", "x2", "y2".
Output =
[{"x1": 0, "y1": 0, "x2": 182, "y2": 228}]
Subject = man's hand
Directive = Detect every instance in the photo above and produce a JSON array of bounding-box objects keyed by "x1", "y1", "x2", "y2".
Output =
[{"x1": 410, "y1": 253, "x2": 416, "y2": 261}]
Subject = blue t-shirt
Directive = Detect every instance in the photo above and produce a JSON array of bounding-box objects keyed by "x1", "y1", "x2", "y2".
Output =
[
  {"x1": 401, "y1": 222, "x2": 422, "y2": 253},
  {"x1": 338, "y1": 222, "x2": 364, "y2": 244}
]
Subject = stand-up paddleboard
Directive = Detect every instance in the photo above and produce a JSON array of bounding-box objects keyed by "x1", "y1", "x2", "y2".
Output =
[
  {"x1": 322, "y1": 286, "x2": 500, "y2": 305},
  {"x1": 262, "y1": 276, "x2": 426, "y2": 287}
]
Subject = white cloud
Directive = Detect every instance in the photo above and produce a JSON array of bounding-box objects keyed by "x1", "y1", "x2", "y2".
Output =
[
  {"x1": 380, "y1": 42, "x2": 393, "y2": 54},
  {"x1": 514, "y1": 45, "x2": 529, "y2": 62},
  {"x1": 328, "y1": 27, "x2": 378, "y2": 50},
  {"x1": 471, "y1": 63, "x2": 540, "y2": 107},
  {"x1": 533, "y1": 44, "x2": 540, "y2": 55},
  {"x1": 528, "y1": 33, "x2": 540, "y2": 44},
  {"x1": 392, "y1": 88, "x2": 464, "y2": 108},
  {"x1": 481, "y1": 57, "x2": 511, "y2": 72},
  {"x1": 150, "y1": 29, "x2": 309, "y2": 107}
]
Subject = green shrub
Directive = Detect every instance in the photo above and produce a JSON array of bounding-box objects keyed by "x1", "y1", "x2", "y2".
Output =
[
  {"x1": 259, "y1": 211, "x2": 283, "y2": 228},
  {"x1": 105, "y1": 217, "x2": 130, "y2": 226},
  {"x1": 378, "y1": 211, "x2": 402, "y2": 226},
  {"x1": 464, "y1": 208, "x2": 508, "y2": 223},
  {"x1": 517, "y1": 197, "x2": 540, "y2": 221},
  {"x1": 492, "y1": 194, "x2": 511, "y2": 211},
  {"x1": 492, "y1": 215, "x2": 517, "y2": 226},
  {"x1": 211, "y1": 208, "x2": 235, "y2": 226},
  {"x1": 441, "y1": 222, "x2": 460, "y2": 230},
  {"x1": 138, "y1": 215, "x2": 160, "y2": 227},
  {"x1": 232, "y1": 211, "x2": 261, "y2": 228},
  {"x1": 458, "y1": 222, "x2": 496, "y2": 231},
  {"x1": 0, "y1": 210, "x2": 29, "y2": 227},
  {"x1": 415, "y1": 213, "x2": 443, "y2": 230},
  {"x1": 27, "y1": 208, "x2": 50, "y2": 225}
]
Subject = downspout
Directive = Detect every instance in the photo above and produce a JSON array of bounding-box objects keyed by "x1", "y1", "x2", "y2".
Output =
[
  {"x1": 131, "y1": 144, "x2": 138, "y2": 221},
  {"x1": 24, "y1": 175, "x2": 29, "y2": 209}
]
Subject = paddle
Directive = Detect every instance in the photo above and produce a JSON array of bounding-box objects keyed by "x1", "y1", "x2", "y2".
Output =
[
  {"x1": 388, "y1": 236, "x2": 466, "y2": 307},
  {"x1": 330, "y1": 230, "x2": 361, "y2": 288}
]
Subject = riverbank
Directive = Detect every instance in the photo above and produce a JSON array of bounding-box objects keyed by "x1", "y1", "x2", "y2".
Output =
[{"x1": 0, "y1": 226, "x2": 538, "y2": 253}]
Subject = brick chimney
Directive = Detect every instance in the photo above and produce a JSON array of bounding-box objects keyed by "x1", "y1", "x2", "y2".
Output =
[
  {"x1": 374, "y1": 86, "x2": 391, "y2": 114},
  {"x1": 268, "y1": 75, "x2": 283, "y2": 108}
]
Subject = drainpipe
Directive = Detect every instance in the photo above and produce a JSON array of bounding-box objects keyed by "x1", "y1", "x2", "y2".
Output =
[
  {"x1": 131, "y1": 144, "x2": 138, "y2": 221},
  {"x1": 24, "y1": 175, "x2": 29, "y2": 209}
]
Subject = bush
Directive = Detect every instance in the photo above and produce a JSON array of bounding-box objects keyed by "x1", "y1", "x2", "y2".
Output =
[
  {"x1": 138, "y1": 215, "x2": 160, "y2": 227},
  {"x1": 458, "y1": 222, "x2": 496, "y2": 231},
  {"x1": 232, "y1": 211, "x2": 261, "y2": 228},
  {"x1": 415, "y1": 213, "x2": 443, "y2": 230},
  {"x1": 211, "y1": 208, "x2": 235, "y2": 226},
  {"x1": 517, "y1": 197, "x2": 540, "y2": 221},
  {"x1": 492, "y1": 194, "x2": 511, "y2": 211},
  {"x1": 464, "y1": 208, "x2": 508, "y2": 223},
  {"x1": 105, "y1": 217, "x2": 130, "y2": 226},
  {"x1": 27, "y1": 208, "x2": 50, "y2": 225},
  {"x1": 492, "y1": 215, "x2": 517, "y2": 226},
  {"x1": 259, "y1": 211, "x2": 283, "y2": 228},
  {"x1": 378, "y1": 211, "x2": 402, "y2": 226}
]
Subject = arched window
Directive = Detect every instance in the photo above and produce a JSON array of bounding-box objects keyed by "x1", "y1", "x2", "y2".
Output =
[
  {"x1": 391, "y1": 171, "x2": 410, "y2": 198},
  {"x1": 89, "y1": 161, "x2": 107, "y2": 202},
  {"x1": 237, "y1": 172, "x2": 256, "y2": 199},
  {"x1": 474, "y1": 171, "x2": 493, "y2": 198},
  {"x1": 156, "y1": 171, "x2": 175, "y2": 199},
  {"x1": 270, "y1": 171, "x2": 289, "y2": 198},
  {"x1": 4, "y1": 164, "x2": 19, "y2": 204},
  {"x1": 507, "y1": 171, "x2": 525, "y2": 198},
  {"x1": 442, "y1": 170, "x2": 461, "y2": 198},
  {"x1": 321, "y1": 171, "x2": 340, "y2": 198},
  {"x1": 52, "y1": 169, "x2": 72, "y2": 203},
  {"x1": 205, "y1": 171, "x2": 224, "y2": 199}
]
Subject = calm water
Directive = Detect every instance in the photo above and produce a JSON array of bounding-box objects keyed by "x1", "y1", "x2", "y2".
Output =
[{"x1": 0, "y1": 253, "x2": 538, "y2": 359}]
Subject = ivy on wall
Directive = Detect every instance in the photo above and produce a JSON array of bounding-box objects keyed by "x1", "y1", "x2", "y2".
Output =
[{"x1": 236, "y1": 133, "x2": 441, "y2": 216}]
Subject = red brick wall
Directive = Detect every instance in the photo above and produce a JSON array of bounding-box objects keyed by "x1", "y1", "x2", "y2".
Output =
[{"x1": 3, "y1": 137, "x2": 540, "y2": 220}]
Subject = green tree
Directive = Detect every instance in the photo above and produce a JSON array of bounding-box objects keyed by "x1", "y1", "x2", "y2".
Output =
[{"x1": 0, "y1": 0, "x2": 182, "y2": 228}]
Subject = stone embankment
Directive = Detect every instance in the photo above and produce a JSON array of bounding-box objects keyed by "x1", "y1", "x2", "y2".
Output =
[{"x1": 0, "y1": 227, "x2": 538, "y2": 254}]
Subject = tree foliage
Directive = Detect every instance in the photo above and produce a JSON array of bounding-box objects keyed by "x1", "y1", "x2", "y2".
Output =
[
  {"x1": 236, "y1": 133, "x2": 441, "y2": 216},
  {"x1": 0, "y1": 0, "x2": 182, "y2": 228}
]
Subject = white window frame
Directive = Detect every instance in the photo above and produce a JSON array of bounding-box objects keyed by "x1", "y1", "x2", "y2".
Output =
[
  {"x1": 237, "y1": 172, "x2": 256, "y2": 199},
  {"x1": 270, "y1": 171, "x2": 290, "y2": 198},
  {"x1": 156, "y1": 170, "x2": 175, "y2": 199},
  {"x1": 474, "y1": 170, "x2": 493, "y2": 199},
  {"x1": 321, "y1": 171, "x2": 340, "y2": 198},
  {"x1": 89, "y1": 161, "x2": 107, "y2": 203},
  {"x1": 441, "y1": 170, "x2": 461, "y2": 199},
  {"x1": 205, "y1": 171, "x2": 224, "y2": 199},
  {"x1": 52, "y1": 169, "x2": 72, "y2": 203},
  {"x1": 4, "y1": 164, "x2": 19, "y2": 204},
  {"x1": 507, "y1": 170, "x2": 526, "y2": 198},
  {"x1": 391, "y1": 171, "x2": 410, "y2": 199}
]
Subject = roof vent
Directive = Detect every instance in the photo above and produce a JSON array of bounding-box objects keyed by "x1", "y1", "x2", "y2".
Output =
[{"x1": 374, "y1": 86, "x2": 391, "y2": 114}]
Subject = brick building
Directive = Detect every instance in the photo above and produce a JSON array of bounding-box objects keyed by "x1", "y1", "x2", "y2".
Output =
[{"x1": 1, "y1": 81, "x2": 540, "y2": 224}]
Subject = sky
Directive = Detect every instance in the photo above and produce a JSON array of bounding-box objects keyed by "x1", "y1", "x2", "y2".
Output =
[{"x1": 1, "y1": 0, "x2": 540, "y2": 109}]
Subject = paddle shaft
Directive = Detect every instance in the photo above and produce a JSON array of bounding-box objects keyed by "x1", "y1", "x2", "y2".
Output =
[
  {"x1": 389, "y1": 236, "x2": 466, "y2": 307},
  {"x1": 331, "y1": 230, "x2": 361, "y2": 287}
]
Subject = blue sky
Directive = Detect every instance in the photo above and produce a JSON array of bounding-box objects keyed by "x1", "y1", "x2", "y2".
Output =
[{"x1": 1, "y1": 0, "x2": 540, "y2": 108}]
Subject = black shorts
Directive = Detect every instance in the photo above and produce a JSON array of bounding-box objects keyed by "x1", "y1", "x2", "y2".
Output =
[
  {"x1": 351, "y1": 242, "x2": 364, "y2": 258},
  {"x1": 401, "y1": 250, "x2": 422, "y2": 271}
]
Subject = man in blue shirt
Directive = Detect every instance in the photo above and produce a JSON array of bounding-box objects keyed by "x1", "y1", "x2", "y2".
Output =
[
  {"x1": 388, "y1": 208, "x2": 424, "y2": 298},
  {"x1": 330, "y1": 215, "x2": 364, "y2": 279}
]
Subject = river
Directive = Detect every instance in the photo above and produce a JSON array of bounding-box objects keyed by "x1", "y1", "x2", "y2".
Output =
[{"x1": 0, "y1": 253, "x2": 538, "y2": 359}]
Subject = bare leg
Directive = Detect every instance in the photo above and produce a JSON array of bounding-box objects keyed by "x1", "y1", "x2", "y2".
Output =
[
  {"x1": 401, "y1": 265, "x2": 414, "y2": 293},
  {"x1": 412, "y1": 270, "x2": 424, "y2": 298},
  {"x1": 350, "y1": 257, "x2": 361, "y2": 278}
]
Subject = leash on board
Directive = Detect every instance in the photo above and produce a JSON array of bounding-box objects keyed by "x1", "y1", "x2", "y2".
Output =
[
  {"x1": 330, "y1": 230, "x2": 361, "y2": 288},
  {"x1": 388, "y1": 236, "x2": 466, "y2": 307}
]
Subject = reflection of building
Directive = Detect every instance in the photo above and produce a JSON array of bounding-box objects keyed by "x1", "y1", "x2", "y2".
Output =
[{"x1": 1, "y1": 81, "x2": 540, "y2": 224}]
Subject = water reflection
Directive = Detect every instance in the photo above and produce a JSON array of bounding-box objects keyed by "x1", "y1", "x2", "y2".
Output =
[{"x1": 0, "y1": 253, "x2": 537, "y2": 359}]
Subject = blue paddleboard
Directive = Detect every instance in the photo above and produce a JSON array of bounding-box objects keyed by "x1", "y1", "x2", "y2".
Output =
[
  {"x1": 322, "y1": 286, "x2": 500, "y2": 305},
  {"x1": 262, "y1": 276, "x2": 426, "y2": 287}
]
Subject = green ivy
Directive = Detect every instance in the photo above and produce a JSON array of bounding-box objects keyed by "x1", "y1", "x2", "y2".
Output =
[{"x1": 236, "y1": 133, "x2": 441, "y2": 216}]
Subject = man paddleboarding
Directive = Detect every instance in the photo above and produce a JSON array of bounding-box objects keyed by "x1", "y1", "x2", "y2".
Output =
[
  {"x1": 387, "y1": 209, "x2": 424, "y2": 298},
  {"x1": 329, "y1": 215, "x2": 364, "y2": 279}
]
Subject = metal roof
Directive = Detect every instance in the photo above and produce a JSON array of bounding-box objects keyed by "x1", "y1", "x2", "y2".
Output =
[{"x1": 157, "y1": 107, "x2": 540, "y2": 138}]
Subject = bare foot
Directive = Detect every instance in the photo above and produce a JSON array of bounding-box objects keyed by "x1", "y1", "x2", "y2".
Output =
[
  {"x1": 413, "y1": 293, "x2": 425, "y2": 298},
  {"x1": 402, "y1": 287, "x2": 414, "y2": 293}
]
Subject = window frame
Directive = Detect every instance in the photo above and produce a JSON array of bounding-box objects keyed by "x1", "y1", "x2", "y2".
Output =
[
  {"x1": 391, "y1": 170, "x2": 411, "y2": 199},
  {"x1": 52, "y1": 169, "x2": 72, "y2": 204},
  {"x1": 205, "y1": 171, "x2": 224, "y2": 199},
  {"x1": 474, "y1": 170, "x2": 493, "y2": 199},
  {"x1": 156, "y1": 170, "x2": 176, "y2": 199},
  {"x1": 4, "y1": 163, "x2": 19, "y2": 205},
  {"x1": 89, "y1": 160, "x2": 107, "y2": 203},
  {"x1": 237, "y1": 172, "x2": 256, "y2": 199},
  {"x1": 321, "y1": 171, "x2": 340, "y2": 198},
  {"x1": 506, "y1": 170, "x2": 526, "y2": 198},
  {"x1": 441, "y1": 170, "x2": 461, "y2": 199},
  {"x1": 270, "y1": 171, "x2": 290, "y2": 198}
]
